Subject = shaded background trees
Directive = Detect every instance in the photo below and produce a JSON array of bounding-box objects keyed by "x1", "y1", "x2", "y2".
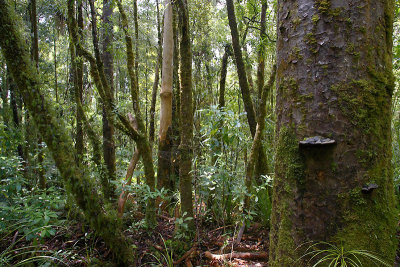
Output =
[{"x1": 1, "y1": 0, "x2": 399, "y2": 266}]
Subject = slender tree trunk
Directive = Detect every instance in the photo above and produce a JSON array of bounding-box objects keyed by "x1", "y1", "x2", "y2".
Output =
[
  {"x1": 133, "y1": 0, "x2": 139, "y2": 92},
  {"x1": 270, "y1": 0, "x2": 397, "y2": 265},
  {"x1": 29, "y1": 0, "x2": 46, "y2": 189},
  {"x1": 226, "y1": 0, "x2": 269, "y2": 188},
  {"x1": 177, "y1": 0, "x2": 194, "y2": 231},
  {"x1": 212, "y1": 44, "x2": 231, "y2": 166},
  {"x1": 256, "y1": 3, "x2": 267, "y2": 108},
  {"x1": 244, "y1": 65, "x2": 275, "y2": 211},
  {"x1": 226, "y1": 0, "x2": 256, "y2": 136},
  {"x1": 0, "y1": 2, "x2": 134, "y2": 264},
  {"x1": 75, "y1": 1, "x2": 84, "y2": 165},
  {"x1": 116, "y1": 0, "x2": 157, "y2": 228},
  {"x1": 102, "y1": 0, "x2": 116, "y2": 200},
  {"x1": 8, "y1": 73, "x2": 24, "y2": 161},
  {"x1": 54, "y1": 25, "x2": 58, "y2": 103},
  {"x1": 1, "y1": 63, "x2": 9, "y2": 125},
  {"x1": 171, "y1": 5, "x2": 181, "y2": 191},
  {"x1": 149, "y1": 0, "x2": 162, "y2": 145},
  {"x1": 253, "y1": 2, "x2": 269, "y2": 185},
  {"x1": 157, "y1": 0, "x2": 174, "y2": 195}
]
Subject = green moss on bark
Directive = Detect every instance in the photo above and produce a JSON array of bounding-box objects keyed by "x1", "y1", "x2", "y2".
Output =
[{"x1": 269, "y1": 127, "x2": 305, "y2": 266}]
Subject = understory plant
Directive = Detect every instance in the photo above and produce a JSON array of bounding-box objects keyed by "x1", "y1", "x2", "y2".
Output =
[{"x1": 298, "y1": 241, "x2": 391, "y2": 267}]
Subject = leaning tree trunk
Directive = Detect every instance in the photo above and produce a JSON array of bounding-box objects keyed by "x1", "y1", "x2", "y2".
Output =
[
  {"x1": 0, "y1": 1, "x2": 134, "y2": 264},
  {"x1": 269, "y1": 0, "x2": 397, "y2": 266},
  {"x1": 226, "y1": 0, "x2": 270, "y2": 195},
  {"x1": 157, "y1": 0, "x2": 174, "y2": 195},
  {"x1": 101, "y1": 0, "x2": 116, "y2": 200}
]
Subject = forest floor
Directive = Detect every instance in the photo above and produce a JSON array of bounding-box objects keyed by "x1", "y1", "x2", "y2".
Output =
[
  {"x1": 3, "y1": 210, "x2": 400, "y2": 266},
  {"x1": 1, "y1": 211, "x2": 269, "y2": 266}
]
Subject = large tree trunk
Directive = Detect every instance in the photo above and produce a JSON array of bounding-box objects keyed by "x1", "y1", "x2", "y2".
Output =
[
  {"x1": 0, "y1": 1, "x2": 134, "y2": 264},
  {"x1": 177, "y1": 0, "x2": 194, "y2": 231},
  {"x1": 102, "y1": 0, "x2": 116, "y2": 200},
  {"x1": 269, "y1": 0, "x2": 397, "y2": 265},
  {"x1": 157, "y1": 0, "x2": 174, "y2": 195}
]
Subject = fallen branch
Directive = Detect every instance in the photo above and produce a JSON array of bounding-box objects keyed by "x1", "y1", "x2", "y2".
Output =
[
  {"x1": 173, "y1": 244, "x2": 196, "y2": 265},
  {"x1": 204, "y1": 251, "x2": 268, "y2": 261},
  {"x1": 209, "y1": 224, "x2": 234, "y2": 234},
  {"x1": 185, "y1": 258, "x2": 193, "y2": 267}
]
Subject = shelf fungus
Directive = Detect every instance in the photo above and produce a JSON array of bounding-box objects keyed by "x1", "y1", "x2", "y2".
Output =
[
  {"x1": 361, "y1": 183, "x2": 379, "y2": 194},
  {"x1": 299, "y1": 136, "x2": 336, "y2": 148}
]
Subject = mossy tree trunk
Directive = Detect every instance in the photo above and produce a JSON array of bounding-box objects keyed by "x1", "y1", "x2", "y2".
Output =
[
  {"x1": 102, "y1": 0, "x2": 116, "y2": 200},
  {"x1": 177, "y1": 0, "x2": 194, "y2": 231},
  {"x1": 29, "y1": 0, "x2": 46, "y2": 189},
  {"x1": 115, "y1": 0, "x2": 157, "y2": 228},
  {"x1": 0, "y1": 1, "x2": 134, "y2": 264},
  {"x1": 244, "y1": 65, "x2": 275, "y2": 211},
  {"x1": 75, "y1": 1, "x2": 84, "y2": 166},
  {"x1": 269, "y1": 0, "x2": 397, "y2": 265},
  {"x1": 171, "y1": 5, "x2": 181, "y2": 193}
]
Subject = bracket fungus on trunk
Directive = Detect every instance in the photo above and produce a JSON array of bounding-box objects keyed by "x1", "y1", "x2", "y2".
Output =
[
  {"x1": 299, "y1": 136, "x2": 336, "y2": 148},
  {"x1": 361, "y1": 183, "x2": 379, "y2": 194}
]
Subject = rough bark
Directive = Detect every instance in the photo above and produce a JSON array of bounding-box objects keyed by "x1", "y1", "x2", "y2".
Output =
[
  {"x1": 157, "y1": 0, "x2": 174, "y2": 195},
  {"x1": 177, "y1": 0, "x2": 194, "y2": 231},
  {"x1": 269, "y1": 0, "x2": 397, "y2": 265},
  {"x1": 0, "y1": 1, "x2": 134, "y2": 264},
  {"x1": 102, "y1": 0, "x2": 116, "y2": 200}
]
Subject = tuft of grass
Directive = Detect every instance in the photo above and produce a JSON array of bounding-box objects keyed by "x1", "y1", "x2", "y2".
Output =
[
  {"x1": 145, "y1": 234, "x2": 174, "y2": 267},
  {"x1": 297, "y1": 241, "x2": 391, "y2": 267}
]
